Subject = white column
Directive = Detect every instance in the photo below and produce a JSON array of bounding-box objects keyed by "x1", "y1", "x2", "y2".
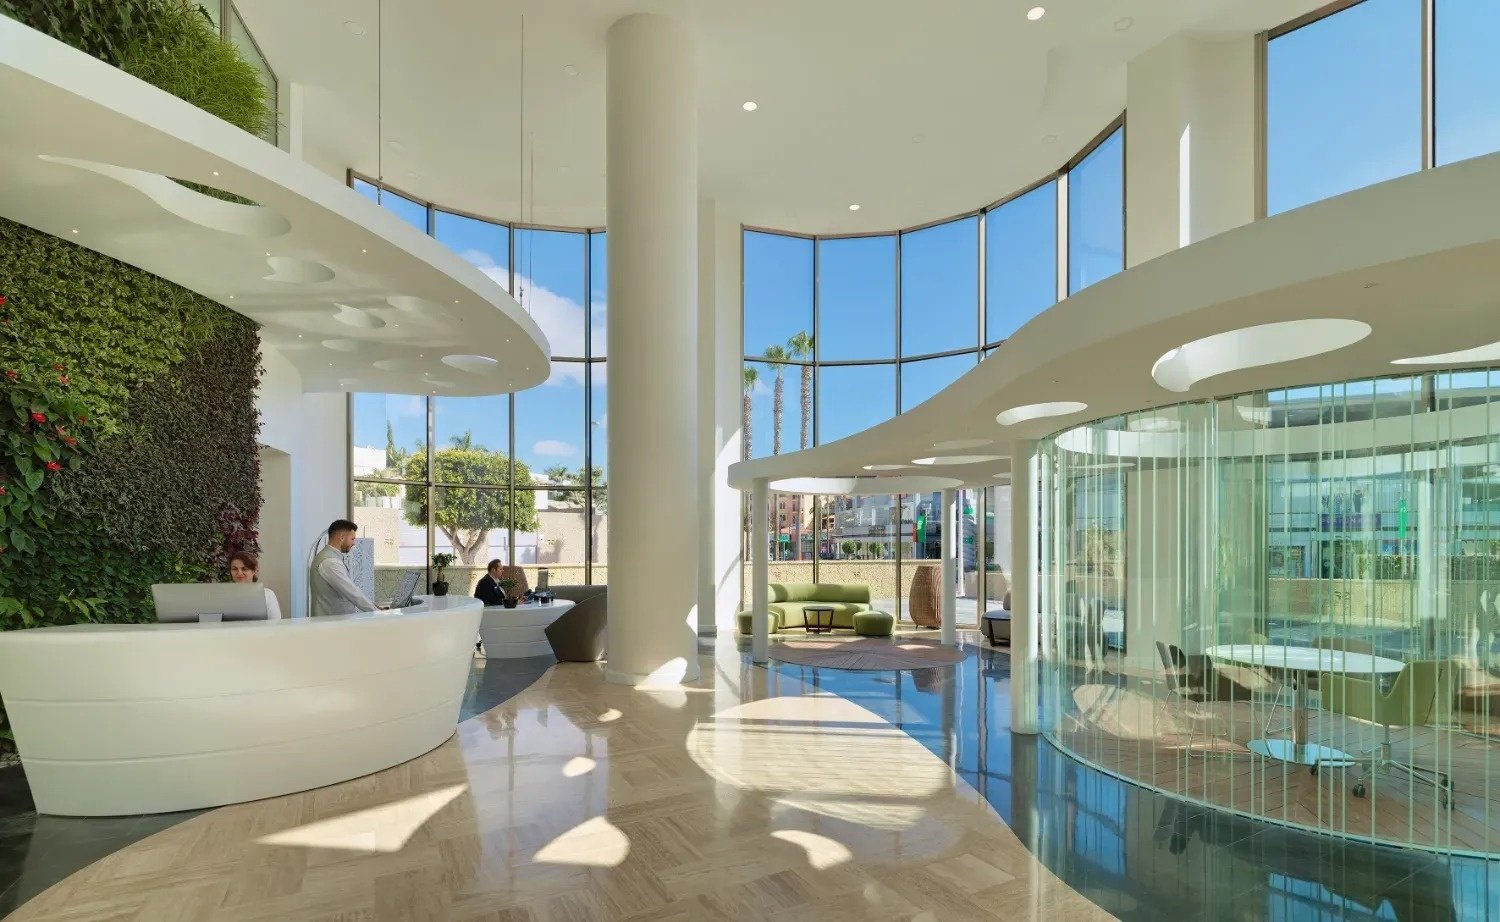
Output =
[
  {"x1": 281, "y1": 81, "x2": 306, "y2": 159},
  {"x1": 752, "y1": 478, "x2": 770, "y2": 663},
  {"x1": 1125, "y1": 34, "x2": 1257, "y2": 266},
  {"x1": 1011, "y1": 440, "x2": 1039, "y2": 734},
  {"x1": 940, "y1": 488, "x2": 957, "y2": 646},
  {"x1": 697, "y1": 199, "x2": 745, "y2": 635},
  {"x1": 604, "y1": 13, "x2": 700, "y2": 685}
]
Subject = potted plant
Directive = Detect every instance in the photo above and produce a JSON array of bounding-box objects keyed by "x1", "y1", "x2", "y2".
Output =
[
  {"x1": 498, "y1": 578, "x2": 520, "y2": 608},
  {"x1": 431, "y1": 553, "x2": 455, "y2": 596}
]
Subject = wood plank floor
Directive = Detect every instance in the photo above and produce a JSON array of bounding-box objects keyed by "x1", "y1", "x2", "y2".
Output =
[
  {"x1": 6, "y1": 645, "x2": 1109, "y2": 922},
  {"x1": 1062, "y1": 676, "x2": 1500, "y2": 853}
]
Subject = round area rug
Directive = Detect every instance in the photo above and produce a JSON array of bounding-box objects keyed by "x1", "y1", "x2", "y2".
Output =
[{"x1": 768, "y1": 636, "x2": 965, "y2": 670}]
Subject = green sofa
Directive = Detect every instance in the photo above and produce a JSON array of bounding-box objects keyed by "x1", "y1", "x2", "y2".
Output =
[{"x1": 736, "y1": 583, "x2": 872, "y2": 634}]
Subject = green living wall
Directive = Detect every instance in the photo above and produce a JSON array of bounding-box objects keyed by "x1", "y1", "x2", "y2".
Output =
[
  {"x1": 0, "y1": 1, "x2": 276, "y2": 752},
  {"x1": 0, "y1": 219, "x2": 263, "y2": 749}
]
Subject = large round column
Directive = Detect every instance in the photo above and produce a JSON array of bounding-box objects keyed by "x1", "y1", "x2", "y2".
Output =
[{"x1": 604, "y1": 13, "x2": 700, "y2": 685}]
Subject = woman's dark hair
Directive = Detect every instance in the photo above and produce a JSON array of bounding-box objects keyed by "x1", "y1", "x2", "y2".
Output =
[{"x1": 228, "y1": 551, "x2": 260, "y2": 581}]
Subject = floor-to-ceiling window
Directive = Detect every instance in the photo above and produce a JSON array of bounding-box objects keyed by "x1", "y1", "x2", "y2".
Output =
[
  {"x1": 348, "y1": 176, "x2": 607, "y2": 593},
  {"x1": 1264, "y1": 0, "x2": 1422, "y2": 216},
  {"x1": 1262, "y1": 0, "x2": 1500, "y2": 215},
  {"x1": 739, "y1": 120, "x2": 1120, "y2": 618}
]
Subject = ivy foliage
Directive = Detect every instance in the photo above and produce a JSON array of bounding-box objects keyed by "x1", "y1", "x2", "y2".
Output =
[{"x1": 0, "y1": 221, "x2": 261, "y2": 750}]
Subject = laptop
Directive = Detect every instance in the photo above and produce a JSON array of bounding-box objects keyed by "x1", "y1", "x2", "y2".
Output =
[{"x1": 384, "y1": 570, "x2": 421, "y2": 609}]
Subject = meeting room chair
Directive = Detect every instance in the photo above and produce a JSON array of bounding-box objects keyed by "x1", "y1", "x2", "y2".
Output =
[{"x1": 1320, "y1": 659, "x2": 1454, "y2": 807}]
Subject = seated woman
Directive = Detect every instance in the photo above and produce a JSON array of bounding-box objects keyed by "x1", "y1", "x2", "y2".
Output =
[{"x1": 229, "y1": 551, "x2": 283, "y2": 620}]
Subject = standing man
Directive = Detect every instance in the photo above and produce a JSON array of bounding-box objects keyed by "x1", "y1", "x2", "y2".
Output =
[{"x1": 310, "y1": 519, "x2": 379, "y2": 617}]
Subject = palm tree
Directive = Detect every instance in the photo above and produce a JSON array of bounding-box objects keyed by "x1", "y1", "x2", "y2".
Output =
[
  {"x1": 742, "y1": 366, "x2": 759, "y2": 461},
  {"x1": 763, "y1": 345, "x2": 788, "y2": 455},
  {"x1": 449, "y1": 431, "x2": 476, "y2": 450},
  {"x1": 787, "y1": 331, "x2": 814, "y2": 450}
]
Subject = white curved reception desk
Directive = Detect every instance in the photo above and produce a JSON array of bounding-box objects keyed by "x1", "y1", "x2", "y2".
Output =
[{"x1": 0, "y1": 596, "x2": 481, "y2": 816}]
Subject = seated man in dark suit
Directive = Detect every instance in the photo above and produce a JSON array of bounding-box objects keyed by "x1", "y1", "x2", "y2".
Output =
[{"x1": 474, "y1": 559, "x2": 508, "y2": 606}]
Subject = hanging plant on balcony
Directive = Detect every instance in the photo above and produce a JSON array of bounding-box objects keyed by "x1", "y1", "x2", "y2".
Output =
[{"x1": 0, "y1": 296, "x2": 93, "y2": 559}]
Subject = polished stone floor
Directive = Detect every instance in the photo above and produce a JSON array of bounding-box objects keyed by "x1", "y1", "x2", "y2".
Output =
[
  {"x1": 0, "y1": 651, "x2": 555, "y2": 918},
  {"x1": 3, "y1": 635, "x2": 1498, "y2": 919},
  {"x1": 769, "y1": 636, "x2": 1500, "y2": 921}
]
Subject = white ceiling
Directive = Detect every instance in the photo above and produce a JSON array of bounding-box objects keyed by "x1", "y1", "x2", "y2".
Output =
[
  {"x1": 728, "y1": 150, "x2": 1500, "y2": 488},
  {"x1": 238, "y1": 0, "x2": 1322, "y2": 233}
]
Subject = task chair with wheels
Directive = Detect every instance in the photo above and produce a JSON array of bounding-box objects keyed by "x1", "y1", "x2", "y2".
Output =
[{"x1": 1319, "y1": 659, "x2": 1454, "y2": 807}]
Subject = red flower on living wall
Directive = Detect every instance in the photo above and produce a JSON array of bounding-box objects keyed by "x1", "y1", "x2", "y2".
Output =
[
  {"x1": 44, "y1": 462, "x2": 61, "y2": 472},
  {"x1": 29, "y1": 412, "x2": 46, "y2": 424},
  {"x1": 3, "y1": 370, "x2": 14, "y2": 380}
]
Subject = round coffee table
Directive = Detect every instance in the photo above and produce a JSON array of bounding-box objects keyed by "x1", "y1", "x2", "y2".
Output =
[{"x1": 803, "y1": 605, "x2": 836, "y2": 634}]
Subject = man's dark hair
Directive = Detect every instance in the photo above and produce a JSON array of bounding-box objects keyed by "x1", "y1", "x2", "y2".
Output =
[
  {"x1": 328, "y1": 519, "x2": 359, "y2": 538},
  {"x1": 487, "y1": 559, "x2": 503, "y2": 571}
]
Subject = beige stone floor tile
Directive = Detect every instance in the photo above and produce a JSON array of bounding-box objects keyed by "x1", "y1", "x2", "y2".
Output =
[{"x1": 6, "y1": 643, "x2": 1110, "y2": 922}]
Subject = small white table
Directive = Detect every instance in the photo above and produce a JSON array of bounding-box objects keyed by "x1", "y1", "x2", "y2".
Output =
[
  {"x1": 479, "y1": 600, "x2": 575, "y2": 658},
  {"x1": 1205, "y1": 644, "x2": 1405, "y2": 767}
]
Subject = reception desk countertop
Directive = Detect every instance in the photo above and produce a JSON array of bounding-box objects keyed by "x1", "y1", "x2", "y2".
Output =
[{"x1": 0, "y1": 595, "x2": 482, "y2": 816}]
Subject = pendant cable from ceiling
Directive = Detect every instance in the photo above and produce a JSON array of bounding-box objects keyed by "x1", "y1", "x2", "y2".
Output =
[
  {"x1": 375, "y1": 0, "x2": 383, "y2": 206},
  {"x1": 517, "y1": 13, "x2": 527, "y2": 309}
]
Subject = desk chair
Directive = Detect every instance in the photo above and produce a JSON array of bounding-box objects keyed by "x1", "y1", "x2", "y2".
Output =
[{"x1": 1320, "y1": 659, "x2": 1454, "y2": 807}]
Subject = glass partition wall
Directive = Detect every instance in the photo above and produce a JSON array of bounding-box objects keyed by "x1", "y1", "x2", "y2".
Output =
[{"x1": 1039, "y1": 370, "x2": 1500, "y2": 855}]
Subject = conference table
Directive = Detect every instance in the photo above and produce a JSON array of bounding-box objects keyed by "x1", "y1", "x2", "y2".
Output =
[{"x1": 1205, "y1": 643, "x2": 1405, "y2": 767}]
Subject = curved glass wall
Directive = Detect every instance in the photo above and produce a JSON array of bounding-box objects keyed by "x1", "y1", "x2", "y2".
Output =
[
  {"x1": 348, "y1": 176, "x2": 607, "y2": 596},
  {"x1": 739, "y1": 122, "x2": 1122, "y2": 618},
  {"x1": 1039, "y1": 370, "x2": 1500, "y2": 855}
]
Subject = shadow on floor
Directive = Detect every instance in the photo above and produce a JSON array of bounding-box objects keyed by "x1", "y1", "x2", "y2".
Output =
[{"x1": 0, "y1": 651, "x2": 555, "y2": 916}]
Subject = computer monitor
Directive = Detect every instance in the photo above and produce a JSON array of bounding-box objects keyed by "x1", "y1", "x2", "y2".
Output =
[
  {"x1": 152, "y1": 583, "x2": 269, "y2": 623},
  {"x1": 384, "y1": 570, "x2": 421, "y2": 609}
]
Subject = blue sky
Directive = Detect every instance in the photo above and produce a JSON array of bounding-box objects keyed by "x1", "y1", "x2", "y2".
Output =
[{"x1": 353, "y1": 0, "x2": 1500, "y2": 469}]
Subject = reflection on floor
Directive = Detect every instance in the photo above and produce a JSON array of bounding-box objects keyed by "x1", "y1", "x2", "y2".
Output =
[
  {"x1": 0, "y1": 650, "x2": 553, "y2": 918},
  {"x1": 776, "y1": 635, "x2": 1500, "y2": 921},
  {"x1": 3, "y1": 639, "x2": 1103, "y2": 921},
  {"x1": 5, "y1": 633, "x2": 1499, "y2": 920}
]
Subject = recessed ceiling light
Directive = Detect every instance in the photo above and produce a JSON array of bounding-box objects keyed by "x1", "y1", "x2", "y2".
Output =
[
  {"x1": 70, "y1": 228, "x2": 78, "y2": 234},
  {"x1": 328, "y1": 362, "x2": 333, "y2": 367},
  {"x1": 848, "y1": 204, "x2": 860, "y2": 211},
  {"x1": 1027, "y1": 6, "x2": 1046, "y2": 21},
  {"x1": 297, "y1": 334, "x2": 303, "y2": 339},
  {"x1": 386, "y1": 140, "x2": 403, "y2": 150},
  {"x1": 453, "y1": 299, "x2": 460, "y2": 304},
  {"x1": 361, "y1": 248, "x2": 367, "y2": 254},
  {"x1": 742, "y1": 101, "x2": 758, "y2": 112},
  {"x1": 211, "y1": 170, "x2": 219, "y2": 176},
  {"x1": 344, "y1": 20, "x2": 365, "y2": 35},
  {"x1": 563, "y1": 64, "x2": 579, "y2": 76},
  {"x1": 1114, "y1": 16, "x2": 1134, "y2": 30},
  {"x1": 228, "y1": 294, "x2": 235, "y2": 300},
  {"x1": 1363, "y1": 282, "x2": 1380, "y2": 289},
  {"x1": 264, "y1": 251, "x2": 271, "y2": 257},
  {"x1": 911, "y1": 134, "x2": 925, "y2": 144},
  {"x1": 1042, "y1": 133, "x2": 1058, "y2": 143}
]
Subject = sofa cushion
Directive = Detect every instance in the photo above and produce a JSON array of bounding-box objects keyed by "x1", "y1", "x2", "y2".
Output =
[
  {"x1": 769, "y1": 583, "x2": 818, "y2": 603},
  {"x1": 811, "y1": 584, "x2": 872, "y2": 604}
]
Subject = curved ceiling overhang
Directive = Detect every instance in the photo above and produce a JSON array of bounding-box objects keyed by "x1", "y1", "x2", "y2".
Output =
[
  {"x1": 0, "y1": 18, "x2": 550, "y2": 396},
  {"x1": 728, "y1": 149, "x2": 1500, "y2": 489}
]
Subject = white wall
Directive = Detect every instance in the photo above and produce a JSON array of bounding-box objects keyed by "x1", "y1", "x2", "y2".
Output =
[{"x1": 256, "y1": 342, "x2": 349, "y2": 617}]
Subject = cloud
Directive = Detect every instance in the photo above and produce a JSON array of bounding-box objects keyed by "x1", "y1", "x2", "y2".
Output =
[
  {"x1": 459, "y1": 250, "x2": 602, "y2": 386},
  {"x1": 533, "y1": 439, "x2": 579, "y2": 457}
]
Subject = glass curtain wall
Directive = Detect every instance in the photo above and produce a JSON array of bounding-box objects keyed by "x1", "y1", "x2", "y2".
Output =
[
  {"x1": 349, "y1": 176, "x2": 607, "y2": 593},
  {"x1": 1039, "y1": 370, "x2": 1500, "y2": 856},
  {"x1": 740, "y1": 120, "x2": 1122, "y2": 619},
  {"x1": 1264, "y1": 0, "x2": 1500, "y2": 216}
]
